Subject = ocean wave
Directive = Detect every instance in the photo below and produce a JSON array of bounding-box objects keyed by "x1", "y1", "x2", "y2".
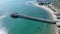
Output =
[
  {"x1": 0, "y1": 15, "x2": 7, "y2": 20},
  {"x1": 26, "y1": 1, "x2": 36, "y2": 5},
  {"x1": 0, "y1": 27, "x2": 8, "y2": 34},
  {"x1": 0, "y1": 21, "x2": 8, "y2": 34},
  {"x1": 0, "y1": 12, "x2": 8, "y2": 34},
  {"x1": 0, "y1": 11, "x2": 9, "y2": 20}
]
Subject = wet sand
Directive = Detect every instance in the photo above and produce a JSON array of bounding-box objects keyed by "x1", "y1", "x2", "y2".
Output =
[{"x1": 31, "y1": 2, "x2": 57, "y2": 34}]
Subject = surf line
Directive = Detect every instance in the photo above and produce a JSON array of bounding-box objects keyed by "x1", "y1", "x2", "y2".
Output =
[
  {"x1": 29, "y1": 1, "x2": 57, "y2": 34},
  {"x1": 0, "y1": 13, "x2": 8, "y2": 34}
]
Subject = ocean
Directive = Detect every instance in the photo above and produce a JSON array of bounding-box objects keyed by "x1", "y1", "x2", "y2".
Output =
[{"x1": 0, "y1": 0, "x2": 55, "y2": 34}]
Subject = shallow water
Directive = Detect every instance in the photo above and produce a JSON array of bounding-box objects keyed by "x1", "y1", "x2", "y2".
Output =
[{"x1": 0, "y1": 0, "x2": 55, "y2": 34}]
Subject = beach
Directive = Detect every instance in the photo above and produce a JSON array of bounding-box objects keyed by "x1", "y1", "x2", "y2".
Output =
[
  {"x1": 31, "y1": 2, "x2": 57, "y2": 20},
  {"x1": 31, "y1": 2, "x2": 58, "y2": 34},
  {"x1": 0, "y1": 0, "x2": 58, "y2": 34}
]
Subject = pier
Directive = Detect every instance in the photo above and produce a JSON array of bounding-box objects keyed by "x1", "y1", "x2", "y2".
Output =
[
  {"x1": 36, "y1": 0, "x2": 60, "y2": 34},
  {"x1": 11, "y1": 13, "x2": 56, "y2": 24},
  {"x1": 11, "y1": 1, "x2": 60, "y2": 34}
]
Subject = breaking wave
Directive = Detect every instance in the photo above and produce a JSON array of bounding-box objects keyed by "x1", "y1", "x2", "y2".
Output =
[{"x1": 0, "y1": 12, "x2": 8, "y2": 34}]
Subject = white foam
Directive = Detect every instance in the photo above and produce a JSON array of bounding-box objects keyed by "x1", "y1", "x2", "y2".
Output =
[
  {"x1": 0, "y1": 21, "x2": 8, "y2": 34},
  {"x1": 0, "y1": 15, "x2": 7, "y2": 20},
  {"x1": 31, "y1": 2, "x2": 57, "y2": 34},
  {"x1": 0, "y1": 12, "x2": 8, "y2": 34},
  {"x1": 26, "y1": 1, "x2": 36, "y2": 5},
  {"x1": 30, "y1": 2, "x2": 57, "y2": 20},
  {"x1": 0, "y1": 11, "x2": 9, "y2": 20},
  {"x1": 0, "y1": 20, "x2": 8, "y2": 34},
  {"x1": 0, "y1": 27, "x2": 8, "y2": 34}
]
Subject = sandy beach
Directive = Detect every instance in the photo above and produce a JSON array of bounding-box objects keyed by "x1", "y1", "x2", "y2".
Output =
[
  {"x1": 32, "y1": 2, "x2": 57, "y2": 20},
  {"x1": 30, "y1": 2, "x2": 58, "y2": 34}
]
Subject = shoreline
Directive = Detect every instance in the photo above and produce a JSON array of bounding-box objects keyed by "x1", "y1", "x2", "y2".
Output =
[
  {"x1": 31, "y1": 2, "x2": 57, "y2": 34},
  {"x1": 32, "y1": 2, "x2": 57, "y2": 20}
]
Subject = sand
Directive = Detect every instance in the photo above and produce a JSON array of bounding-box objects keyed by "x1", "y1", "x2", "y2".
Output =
[{"x1": 31, "y1": 2, "x2": 58, "y2": 34}]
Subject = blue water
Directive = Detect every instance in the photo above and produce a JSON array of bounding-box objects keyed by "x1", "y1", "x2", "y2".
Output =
[{"x1": 0, "y1": 0, "x2": 54, "y2": 34}]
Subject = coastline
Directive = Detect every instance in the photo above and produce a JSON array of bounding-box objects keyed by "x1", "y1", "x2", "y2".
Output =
[
  {"x1": 31, "y1": 2, "x2": 57, "y2": 20},
  {"x1": 31, "y1": 2, "x2": 57, "y2": 34}
]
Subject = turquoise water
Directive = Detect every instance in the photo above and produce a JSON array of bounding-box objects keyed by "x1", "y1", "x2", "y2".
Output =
[{"x1": 0, "y1": 0, "x2": 54, "y2": 34}]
